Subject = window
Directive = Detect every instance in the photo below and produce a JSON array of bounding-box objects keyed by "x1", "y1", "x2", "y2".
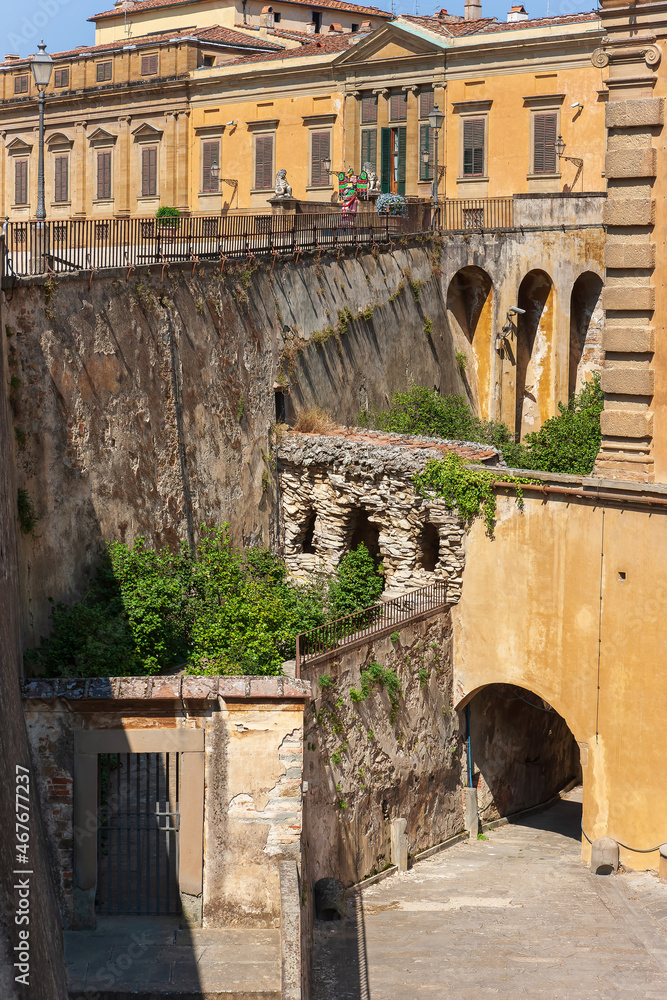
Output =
[
  {"x1": 351, "y1": 22, "x2": 359, "y2": 31},
  {"x1": 310, "y1": 130, "x2": 330, "y2": 187},
  {"x1": 54, "y1": 67, "x2": 69, "y2": 89},
  {"x1": 141, "y1": 54, "x2": 158, "y2": 76},
  {"x1": 96, "y1": 61, "x2": 112, "y2": 83},
  {"x1": 419, "y1": 88, "x2": 434, "y2": 119},
  {"x1": 254, "y1": 134, "x2": 274, "y2": 190},
  {"x1": 533, "y1": 112, "x2": 558, "y2": 174},
  {"x1": 202, "y1": 139, "x2": 220, "y2": 192},
  {"x1": 361, "y1": 128, "x2": 377, "y2": 172},
  {"x1": 14, "y1": 75, "x2": 29, "y2": 95},
  {"x1": 419, "y1": 124, "x2": 434, "y2": 181},
  {"x1": 97, "y1": 150, "x2": 112, "y2": 200},
  {"x1": 201, "y1": 54, "x2": 215, "y2": 67},
  {"x1": 361, "y1": 94, "x2": 377, "y2": 125},
  {"x1": 380, "y1": 126, "x2": 406, "y2": 195},
  {"x1": 14, "y1": 160, "x2": 28, "y2": 205},
  {"x1": 54, "y1": 155, "x2": 69, "y2": 203},
  {"x1": 141, "y1": 146, "x2": 158, "y2": 197},
  {"x1": 311, "y1": 10, "x2": 322, "y2": 32},
  {"x1": 463, "y1": 117, "x2": 485, "y2": 176},
  {"x1": 389, "y1": 92, "x2": 407, "y2": 122},
  {"x1": 274, "y1": 11, "x2": 282, "y2": 21}
]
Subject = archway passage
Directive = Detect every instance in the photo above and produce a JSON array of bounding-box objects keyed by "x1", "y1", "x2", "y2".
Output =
[
  {"x1": 446, "y1": 266, "x2": 494, "y2": 417},
  {"x1": 347, "y1": 507, "x2": 381, "y2": 568},
  {"x1": 515, "y1": 270, "x2": 554, "y2": 440},
  {"x1": 569, "y1": 272, "x2": 603, "y2": 399},
  {"x1": 466, "y1": 683, "x2": 582, "y2": 823},
  {"x1": 299, "y1": 510, "x2": 317, "y2": 554}
]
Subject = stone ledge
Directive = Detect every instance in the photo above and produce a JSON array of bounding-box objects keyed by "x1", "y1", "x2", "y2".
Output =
[
  {"x1": 605, "y1": 97, "x2": 664, "y2": 128},
  {"x1": 21, "y1": 676, "x2": 313, "y2": 702}
]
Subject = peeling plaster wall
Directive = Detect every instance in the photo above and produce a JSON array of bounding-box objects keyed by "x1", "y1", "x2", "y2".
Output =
[{"x1": 302, "y1": 612, "x2": 465, "y2": 888}]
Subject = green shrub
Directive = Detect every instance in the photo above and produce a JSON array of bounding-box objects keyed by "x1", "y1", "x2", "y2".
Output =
[{"x1": 328, "y1": 543, "x2": 383, "y2": 619}]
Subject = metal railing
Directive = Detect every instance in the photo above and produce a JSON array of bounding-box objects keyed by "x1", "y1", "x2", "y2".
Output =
[
  {"x1": 435, "y1": 198, "x2": 514, "y2": 231},
  {"x1": 2, "y1": 211, "x2": 402, "y2": 278},
  {"x1": 295, "y1": 580, "x2": 448, "y2": 674}
]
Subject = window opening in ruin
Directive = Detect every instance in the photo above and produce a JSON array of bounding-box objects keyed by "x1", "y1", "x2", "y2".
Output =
[
  {"x1": 419, "y1": 522, "x2": 440, "y2": 572},
  {"x1": 275, "y1": 389, "x2": 287, "y2": 424},
  {"x1": 348, "y1": 507, "x2": 381, "y2": 567},
  {"x1": 300, "y1": 511, "x2": 317, "y2": 554}
]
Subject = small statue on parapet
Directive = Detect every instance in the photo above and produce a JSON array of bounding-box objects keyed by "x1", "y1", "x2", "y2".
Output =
[
  {"x1": 274, "y1": 169, "x2": 293, "y2": 199},
  {"x1": 362, "y1": 162, "x2": 381, "y2": 195}
]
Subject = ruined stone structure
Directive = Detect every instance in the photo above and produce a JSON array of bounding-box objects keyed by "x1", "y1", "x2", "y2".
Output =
[{"x1": 279, "y1": 428, "x2": 499, "y2": 595}]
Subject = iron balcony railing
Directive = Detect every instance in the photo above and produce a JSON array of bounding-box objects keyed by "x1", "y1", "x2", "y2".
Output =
[
  {"x1": 295, "y1": 580, "x2": 448, "y2": 675},
  {"x1": 435, "y1": 197, "x2": 514, "y2": 232},
  {"x1": 2, "y1": 211, "x2": 402, "y2": 278}
]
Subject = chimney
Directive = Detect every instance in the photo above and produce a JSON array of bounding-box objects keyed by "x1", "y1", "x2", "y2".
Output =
[
  {"x1": 259, "y1": 5, "x2": 274, "y2": 34},
  {"x1": 328, "y1": 22, "x2": 343, "y2": 32},
  {"x1": 507, "y1": 4, "x2": 529, "y2": 21},
  {"x1": 5, "y1": 54, "x2": 21, "y2": 62},
  {"x1": 464, "y1": 0, "x2": 482, "y2": 20}
]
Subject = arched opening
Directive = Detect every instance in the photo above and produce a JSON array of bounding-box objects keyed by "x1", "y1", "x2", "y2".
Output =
[
  {"x1": 347, "y1": 507, "x2": 381, "y2": 567},
  {"x1": 299, "y1": 510, "x2": 317, "y2": 555},
  {"x1": 515, "y1": 269, "x2": 554, "y2": 440},
  {"x1": 446, "y1": 266, "x2": 494, "y2": 417},
  {"x1": 569, "y1": 272, "x2": 603, "y2": 399},
  {"x1": 418, "y1": 522, "x2": 440, "y2": 572},
  {"x1": 464, "y1": 683, "x2": 582, "y2": 825}
]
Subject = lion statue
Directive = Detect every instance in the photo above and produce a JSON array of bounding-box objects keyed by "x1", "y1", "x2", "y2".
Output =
[
  {"x1": 274, "y1": 169, "x2": 293, "y2": 198},
  {"x1": 363, "y1": 161, "x2": 381, "y2": 194}
]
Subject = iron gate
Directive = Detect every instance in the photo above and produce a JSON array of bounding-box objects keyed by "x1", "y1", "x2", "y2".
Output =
[{"x1": 96, "y1": 752, "x2": 181, "y2": 914}]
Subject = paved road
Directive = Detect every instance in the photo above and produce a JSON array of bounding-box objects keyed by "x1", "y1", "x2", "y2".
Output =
[{"x1": 312, "y1": 789, "x2": 667, "y2": 1000}]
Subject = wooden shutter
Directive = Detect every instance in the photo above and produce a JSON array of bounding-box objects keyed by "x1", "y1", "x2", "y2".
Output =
[
  {"x1": 360, "y1": 129, "x2": 377, "y2": 171},
  {"x1": 380, "y1": 127, "x2": 391, "y2": 193},
  {"x1": 141, "y1": 54, "x2": 158, "y2": 76},
  {"x1": 397, "y1": 126, "x2": 407, "y2": 196},
  {"x1": 533, "y1": 112, "x2": 558, "y2": 174},
  {"x1": 419, "y1": 89, "x2": 434, "y2": 119},
  {"x1": 254, "y1": 135, "x2": 273, "y2": 190},
  {"x1": 202, "y1": 140, "x2": 219, "y2": 192},
  {"x1": 97, "y1": 151, "x2": 111, "y2": 200},
  {"x1": 54, "y1": 156, "x2": 68, "y2": 203},
  {"x1": 361, "y1": 94, "x2": 377, "y2": 124},
  {"x1": 97, "y1": 61, "x2": 112, "y2": 83},
  {"x1": 142, "y1": 146, "x2": 157, "y2": 197},
  {"x1": 54, "y1": 67, "x2": 69, "y2": 88},
  {"x1": 463, "y1": 117, "x2": 485, "y2": 176},
  {"x1": 419, "y1": 124, "x2": 434, "y2": 181},
  {"x1": 310, "y1": 131, "x2": 330, "y2": 187},
  {"x1": 390, "y1": 92, "x2": 407, "y2": 122},
  {"x1": 15, "y1": 75, "x2": 28, "y2": 95},
  {"x1": 15, "y1": 160, "x2": 28, "y2": 205}
]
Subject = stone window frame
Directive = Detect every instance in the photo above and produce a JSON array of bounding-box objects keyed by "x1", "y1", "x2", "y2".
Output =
[
  {"x1": 524, "y1": 93, "x2": 565, "y2": 181},
  {"x1": 89, "y1": 128, "x2": 117, "y2": 206},
  {"x1": 73, "y1": 728, "x2": 205, "y2": 927},
  {"x1": 247, "y1": 119, "x2": 279, "y2": 193},
  {"x1": 303, "y1": 113, "x2": 337, "y2": 192}
]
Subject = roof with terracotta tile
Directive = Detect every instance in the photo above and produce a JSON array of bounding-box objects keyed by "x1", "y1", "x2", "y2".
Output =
[
  {"x1": 0, "y1": 25, "x2": 282, "y2": 69},
  {"x1": 230, "y1": 33, "x2": 357, "y2": 62},
  {"x1": 91, "y1": 0, "x2": 391, "y2": 23},
  {"x1": 280, "y1": 427, "x2": 501, "y2": 466},
  {"x1": 400, "y1": 10, "x2": 599, "y2": 38}
]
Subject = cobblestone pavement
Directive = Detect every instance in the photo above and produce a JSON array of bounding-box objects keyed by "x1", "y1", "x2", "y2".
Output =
[{"x1": 312, "y1": 789, "x2": 667, "y2": 1000}]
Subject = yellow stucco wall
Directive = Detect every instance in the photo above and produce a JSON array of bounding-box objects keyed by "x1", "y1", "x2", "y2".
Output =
[{"x1": 454, "y1": 492, "x2": 667, "y2": 870}]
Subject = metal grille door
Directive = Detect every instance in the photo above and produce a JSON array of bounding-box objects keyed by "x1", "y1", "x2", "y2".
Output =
[{"x1": 96, "y1": 752, "x2": 180, "y2": 914}]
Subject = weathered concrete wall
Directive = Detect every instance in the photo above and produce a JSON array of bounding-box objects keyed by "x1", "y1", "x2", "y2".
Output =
[
  {"x1": 301, "y1": 611, "x2": 465, "y2": 888},
  {"x1": 278, "y1": 428, "x2": 498, "y2": 595},
  {"x1": 0, "y1": 270, "x2": 68, "y2": 997},
  {"x1": 454, "y1": 481, "x2": 667, "y2": 870},
  {"x1": 21, "y1": 676, "x2": 309, "y2": 929},
  {"x1": 469, "y1": 683, "x2": 582, "y2": 822}
]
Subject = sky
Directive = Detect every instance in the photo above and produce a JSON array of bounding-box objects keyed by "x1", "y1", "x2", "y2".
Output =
[{"x1": 4, "y1": 0, "x2": 598, "y2": 58}]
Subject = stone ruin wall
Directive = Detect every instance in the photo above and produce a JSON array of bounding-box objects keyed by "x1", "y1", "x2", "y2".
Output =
[{"x1": 278, "y1": 429, "x2": 500, "y2": 598}]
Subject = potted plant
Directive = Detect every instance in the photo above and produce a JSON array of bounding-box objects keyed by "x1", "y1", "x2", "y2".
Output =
[
  {"x1": 376, "y1": 193, "x2": 408, "y2": 218},
  {"x1": 155, "y1": 206, "x2": 180, "y2": 242}
]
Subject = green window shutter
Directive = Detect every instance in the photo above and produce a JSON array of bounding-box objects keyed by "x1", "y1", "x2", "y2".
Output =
[
  {"x1": 361, "y1": 129, "x2": 377, "y2": 172},
  {"x1": 533, "y1": 112, "x2": 557, "y2": 174},
  {"x1": 397, "y1": 125, "x2": 407, "y2": 196},
  {"x1": 419, "y1": 124, "x2": 434, "y2": 181},
  {"x1": 380, "y1": 127, "x2": 391, "y2": 193},
  {"x1": 463, "y1": 117, "x2": 485, "y2": 177}
]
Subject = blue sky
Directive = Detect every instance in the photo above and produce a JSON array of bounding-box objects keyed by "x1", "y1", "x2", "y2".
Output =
[{"x1": 5, "y1": 0, "x2": 598, "y2": 58}]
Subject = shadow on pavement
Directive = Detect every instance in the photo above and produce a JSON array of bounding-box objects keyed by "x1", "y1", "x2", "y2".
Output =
[
  {"x1": 311, "y1": 889, "x2": 371, "y2": 1000},
  {"x1": 508, "y1": 792, "x2": 583, "y2": 843}
]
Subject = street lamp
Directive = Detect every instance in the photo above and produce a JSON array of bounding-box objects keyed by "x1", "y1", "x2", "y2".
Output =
[
  {"x1": 210, "y1": 161, "x2": 220, "y2": 188},
  {"x1": 555, "y1": 134, "x2": 566, "y2": 159},
  {"x1": 323, "y1": 154, "x2": 332, "y2": 175},
  {"x1": 427, "y1": 105, "x2": 445, "y2": 222},
  {"x1": 30, "y1": 41, "x2": 53, "y2": 222}
]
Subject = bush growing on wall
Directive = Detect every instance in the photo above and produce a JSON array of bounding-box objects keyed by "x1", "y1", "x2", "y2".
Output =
[{"x1": 24, "y1": 531, "x2": 383, "y2": 678}]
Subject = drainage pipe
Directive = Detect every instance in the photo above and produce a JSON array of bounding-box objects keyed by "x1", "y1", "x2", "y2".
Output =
[
  {"x1": 466, "y1": 703, "x2": 473, "y2": 788},
  {"x1": 493, "y1": 481, "x2": 667, "y2": 509}
]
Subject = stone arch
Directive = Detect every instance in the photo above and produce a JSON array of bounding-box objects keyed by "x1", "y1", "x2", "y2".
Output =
[
  {"x1": 418, "y1": 521, "x2": 440, "y2": 572},
  {"x1": 446, "y1": 266, "x2": 494, "y2": 418},
  {"x1": 569, "y1": 271, "x2": 604, "y2": 398},
  {"x1": 515, "y1": 269, "x2": 554, "y2": 439},
  {"x1": 457, "y1": 682, "x2": 582, "y2": 822},
  {"x1": 298, "y1": 510, "x2": 317, "y2": 555},
  {"x1": 346, "y1": 506, "x2": 381, "y2": 568}
]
